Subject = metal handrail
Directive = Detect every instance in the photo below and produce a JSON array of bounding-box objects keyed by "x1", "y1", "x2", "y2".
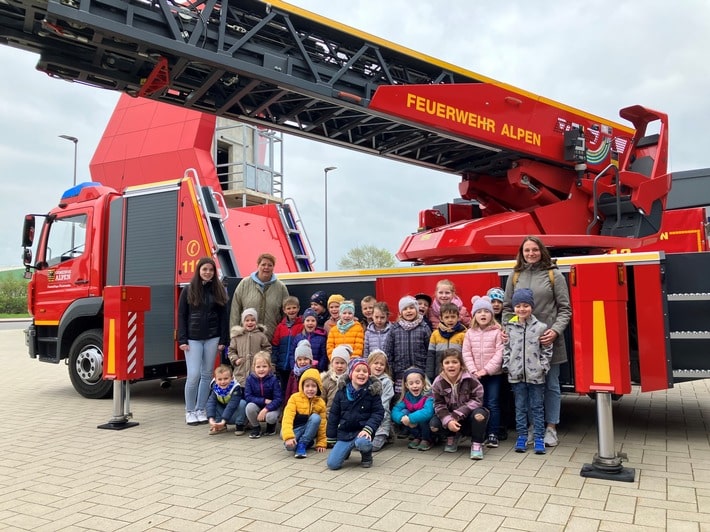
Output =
[
  {"x1": 586, "y1": 164, "x2": 621, "y2": 235},
  {"x1": 283, "y1": 197, "x2": 316, "y2": 267}
]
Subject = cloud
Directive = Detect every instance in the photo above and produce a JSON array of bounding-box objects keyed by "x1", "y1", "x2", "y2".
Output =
[{"x1": 1, "y1": 0, "x2": 709, "y2": 269}]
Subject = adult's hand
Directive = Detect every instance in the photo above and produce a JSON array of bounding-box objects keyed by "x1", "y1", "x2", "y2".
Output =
[{"x1": 540, "y1": 329, "x2": 558, "y2": 346}]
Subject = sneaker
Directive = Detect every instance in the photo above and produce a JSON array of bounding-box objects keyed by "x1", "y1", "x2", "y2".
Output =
[
  {"x1": 515, "y1": 435, "x2": 527, "y2": 453},
  {"x1": 486, "y1": 433, "x2": 499, "y2": 448},
  {"x1": 527, "y1": 426, "x2": 533, "y2": 446},
  {"x1": 185, "y1": 411, "x2": 199, "y2": 426},
  {"x1": 294, "y1": 442, "x2": 307, "y2": 458},
  {"x1": 444, "y1": 435, "x2": 459, "y2": 453},
  {"x1": 534, "y1": 437, "x2": 546, "y2": 454},
  {"x1": 209, "y1": 425, "x2": 226, "y2": 435},
  {"x1": 249, "y1": 426, "x2": 262, "y2": 439},
  {"x1": 544, "y1": 427, "x2": 559, "y2": 447},
  {"x1": 417, "y1": 440, "x2": 432, "y2": 452},
  {"x1": 497, "y1": 428, "x2": 508, "y2": 441},
  {"x1": 372, "y1": 435, "x2": 387, "y2": 452},
  {"x1": 196, "y1": 410, "x2": 208, "y2": 424},
  {"x1": 407, "y1": 438, "x2": 422, "y2": 450},
  {"x1": 263, "y1": 423, "x2": 277, "y2": 436},
  {"x1": 470, "y1": 442, "x2": 484, "y2": 460},
  {"x1": 234, "y1": 424, "x2": 245, "y2": 436},
  {"x1": 361, "y1": 451, "x2": 373, "y2": 468}
]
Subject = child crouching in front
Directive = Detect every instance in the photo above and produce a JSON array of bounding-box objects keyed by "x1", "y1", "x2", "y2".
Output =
[
  {"x1": 205, "y1": 364, "x2": 246, "y2": 435},
  {"x1": 392, "y1": 367, "x2": 435, "y2": 451},
  {"x1": 281, "y1": 367, "x2": 327, "y2": 458},
  {"x1": 244, "y1": 351, "x2": 283, "y2": 438},
  {"x1": 430, "y1": 348, "x2": 489, "y2": 460},
  {"x1": 326, "y1": 358, "x2": 384, "y2": 470}
]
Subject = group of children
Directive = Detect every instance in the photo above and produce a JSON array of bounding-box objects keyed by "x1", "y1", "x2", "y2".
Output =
[{"x1": 203, "y1": 280, "x2": 555, "y2": 468}]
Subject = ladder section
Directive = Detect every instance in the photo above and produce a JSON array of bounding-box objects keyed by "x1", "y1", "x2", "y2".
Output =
[
  {"x1": 664, "y1": 253, "x2": 710, "y2": 380},
  {"x1": 185, "y1": 169, "x2": 239, "y2": 279},
  {"x1": 277, "y1": 200, "x2": 314, "y2": 272}
]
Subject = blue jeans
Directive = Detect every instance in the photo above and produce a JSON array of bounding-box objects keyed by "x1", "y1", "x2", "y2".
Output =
[
  {"x1": 214, "y1": 400, "x2": 247, "y2": 426},
  {"x1": 284, "y1": 414, "x2": 322, "y2": 451},
  {"x1": 184, "y1": 337, "x2": 219, "y2": 412},
  {"x1": 327, "y1": 436, "x2": 372, "y2": 470},
  {"x1": 545, "y1": 363, "x2": 561, "y2": 425},
  {"x1": 512, "y1": 382, "x2": 545, "y2": 440},
  {"x1": 398, "y1": 422, "x2": 432, "y2": 442},
  {"x1": 480, "y1": 374, "x2": 502, "y2": 435}
]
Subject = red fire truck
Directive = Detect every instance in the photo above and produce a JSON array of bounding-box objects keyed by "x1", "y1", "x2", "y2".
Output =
[{"x1": 7, "y1": 0, "x2": 709, "y2": 407}]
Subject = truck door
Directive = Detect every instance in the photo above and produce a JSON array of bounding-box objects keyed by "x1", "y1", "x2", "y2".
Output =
[{"x1": 33, "y1": 210, "x2": 92, "y2": 324}]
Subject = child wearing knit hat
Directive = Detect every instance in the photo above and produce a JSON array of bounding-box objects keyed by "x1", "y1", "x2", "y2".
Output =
[
  {"x1": 326, "y1": 357, "x2": 384, "y2": 470},
  {"x1": 291, "y1": 308, "x2": 328, "y2": 372},
  {"x1": 427, "y1": 302, "x2": 466, "y2": 382},
  {"x1": 326, "y1": 300, "x2": 365, "y2": 361},
  {"x1": 309, "y1": 290, "x2": 329, "y2": 329},
  {"x1": 504, "y1": 288, "x2": 553, "y2": 455},
  {"x1": 228, "y1": 307, "x2": 272, "y2": 388},
  {"x1": 282, "y1": 339, "x2": 314, "y2": 406},
  {"x1": 486, "y1": 287, "x2": 505, "y2": 322},
  {"x1": 382, "y1": 295, "x2": 432, "y2": 396},
  {"x1": 324, "y1": 294, "x2": 345, "y2": 334},
  {"x1": 462, "y1": 295, "x2": 505, "y2": 451},
  {"x1": 321, "y1": 344, "x2": 352, "y2": 418}
]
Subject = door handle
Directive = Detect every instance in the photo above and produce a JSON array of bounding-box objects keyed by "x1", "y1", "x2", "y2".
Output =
[{"x1": 75, "y1": 279, "x2": 89, "y2": 285}]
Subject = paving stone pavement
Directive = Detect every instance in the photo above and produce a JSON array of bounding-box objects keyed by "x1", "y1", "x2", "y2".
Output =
[{"x1": 1, "y1": 328, "x2": 709, "y2": 531}]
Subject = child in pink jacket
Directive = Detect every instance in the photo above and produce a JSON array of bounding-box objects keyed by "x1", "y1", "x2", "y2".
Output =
[{"x1": 462, "y1": 295, "x2": 504, "y2": 448}]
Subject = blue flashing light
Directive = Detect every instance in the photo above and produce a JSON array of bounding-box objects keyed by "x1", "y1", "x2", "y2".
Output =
[{"x1": 60, "y1": 182, "x2": 101, "y2": 201}]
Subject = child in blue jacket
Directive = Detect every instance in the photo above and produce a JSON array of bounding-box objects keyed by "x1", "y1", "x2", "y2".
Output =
[{"x1": 392, "y1": 366, "x2": 435, "y2": 451}]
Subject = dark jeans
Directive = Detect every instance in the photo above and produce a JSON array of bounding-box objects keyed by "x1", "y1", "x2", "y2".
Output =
[
  {"x1": 511, "y1": 382, "x2": 545, "y2": 440},
  {"x1": 429, "y1": 407, "x2": 489, "y2": 444},
  {"x1": 396, "y1": 422, "x2": 432, "y2": 442},
  {"x1": 480, "y1": 374, "x2": 502, "y2": 435}
]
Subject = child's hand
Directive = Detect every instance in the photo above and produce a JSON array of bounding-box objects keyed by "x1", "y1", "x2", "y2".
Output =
[
  {"x1": 447, "y1": 420, "x2": 461, "y2": 432},
  {"x1": 257, "y1": 408, "x2": 267, "y2": 422},
  {"x1": 285, "y1": 438, "x2": 297, "y2": 448},
  {"x1": 401, "y1": 415, "x2": 410, "y2": 426},
  {"x1": 235, "y1": 358, "x2": 243, "y2": 365},
  {"x1": 316, "y1": 446, "x2": 326, "y2": 453},
  {"x1": 474, "y1": 413, "x2": 485, "y2": 422},
  {"x1": 264, "y1": 398, "x2": 272, "y2": 405},
  {"x1": 358, "y1": 430, "x2": 371, "y2": 440},
  {"x1": 475, "y1": 370, "x2": 487, "y2": 378}
]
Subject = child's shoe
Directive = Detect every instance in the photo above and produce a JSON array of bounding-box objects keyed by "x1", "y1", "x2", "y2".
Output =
[
  {"x1": 361, "y1": 450, "x2": 373, "y2": 468},
  {"x1": 486, "y1": 433, "x2": 499, "y2": 448},
  {"x1": 407, "y1": 438, "x2": 421, "y2": 449},
  {"x1": 234, "y1": 424, "x2": 246, "y2": 436},
  {"x1": 372, "y1": 435, "x2": 387, "y2": 452},
  {"x1": 470, "y1": 442, "x2": 484, "y2": 460},
  {"x1": 534, "y1": 437, "x2": 546, "y2": 454},
  {"x1": 294, "y1": 442, "x2": 307, "y2": 459},
  {"x1": 417, "y1": 440, "x2": 432, "y2": 451},
  {"x1": 444, "y1": 435, "x2": 459, "y2": 453},
  {"x1": 249, "y1": 426, "x2": 262, "y2": 439},
  {"x1": 263, "y1": 423, "x2": 277, "y2": 436},
  {"x1": 515, "y1": 435, "x2": 527, "y2": 453}
]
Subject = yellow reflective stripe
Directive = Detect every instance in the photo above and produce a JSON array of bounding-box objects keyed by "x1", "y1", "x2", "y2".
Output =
[
  {"x1": 592, "y1": 300, "x2": 611, "y2": 384},
  {"x1": 107, "y1": 318, "x2": 116, "y2": 376}
]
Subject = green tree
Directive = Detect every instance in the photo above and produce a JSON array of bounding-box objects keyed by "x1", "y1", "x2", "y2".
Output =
[
  {"x1": 0, "y1": 277, "x2": 28, "y2": 314},
  {"x1": 338, "y1": 245, "x2": 396, "y2": 270}
]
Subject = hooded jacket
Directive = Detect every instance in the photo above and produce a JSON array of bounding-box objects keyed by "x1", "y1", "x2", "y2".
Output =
[
  {"x1": 431, "y1": 369, "x2": 484, "y2": 428},
  {"x1": 281, "y1": 368, "x2": 327, "y2": 448},
  {"x1": 502, "y1": 262, "x2": 571, "y2": 365},
  {"x1": 503, "y1": 314, "x2": 553, "y2": 385},
  {"x1": 326, "y1": 375, "x2": 384, "y2": 442},
  {"x1": 228, "y1": 324, "x2": 272, "y2": 386}
]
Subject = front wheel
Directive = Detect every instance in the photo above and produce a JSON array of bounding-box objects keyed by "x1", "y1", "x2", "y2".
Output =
[{"x1": 68, "y1": 329, "x2": 113, "y2": 399}]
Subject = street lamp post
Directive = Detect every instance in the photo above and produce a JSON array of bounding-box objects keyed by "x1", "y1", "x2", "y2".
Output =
[
  {"x1": 323, "y1": 166, "x2": 337, "y2": 270},
  {"x1": 59, "y1": 134, "x2": 78, "y2": 186}
]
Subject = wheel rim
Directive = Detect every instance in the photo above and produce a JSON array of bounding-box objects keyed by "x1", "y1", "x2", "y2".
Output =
[{"x1": 75, "y1": 344, "x2": 103, "y2": 384}]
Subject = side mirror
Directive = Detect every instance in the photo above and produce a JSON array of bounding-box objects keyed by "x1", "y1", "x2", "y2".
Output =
[
  {"x1": 22, "y1": 248, "x2": 33, "y2": 267},
  {"x1": 22, "y1": 215, "x2": 35, "y2": 248}
]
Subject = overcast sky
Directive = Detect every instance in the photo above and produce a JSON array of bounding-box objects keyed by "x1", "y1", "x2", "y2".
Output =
[{"x1": 1, "y1": 0, "x2": 709, "y2": 270}]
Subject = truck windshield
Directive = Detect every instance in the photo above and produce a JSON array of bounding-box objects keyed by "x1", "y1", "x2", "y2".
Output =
[{"x1": 45, "y1": 214, "x2": 88, "y2": 266}]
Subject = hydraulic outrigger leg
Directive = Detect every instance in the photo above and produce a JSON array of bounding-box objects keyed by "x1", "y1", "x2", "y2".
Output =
[
  {"x1": 580, "y1": 391, "x2": 635, "y2": 482},
  {"x1": 97, "y1": 380, "x2": 138, "y2": 430}
]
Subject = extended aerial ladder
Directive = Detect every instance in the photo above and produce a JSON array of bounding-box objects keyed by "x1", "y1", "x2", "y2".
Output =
[{"x1": 0, "y1": 0, "x2": 670, "y2": 261}]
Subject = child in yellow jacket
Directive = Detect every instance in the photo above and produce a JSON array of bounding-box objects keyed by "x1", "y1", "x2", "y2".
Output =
[{"x1": 281, "y1": 367, "x2": 327, "y2": 458}]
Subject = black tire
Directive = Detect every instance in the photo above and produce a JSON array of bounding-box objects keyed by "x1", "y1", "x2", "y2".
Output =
[{"x1": 68, "y1": 329, "x2": 112, "y2": 399}]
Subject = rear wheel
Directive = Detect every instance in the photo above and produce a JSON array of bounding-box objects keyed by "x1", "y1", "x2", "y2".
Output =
[{"x1": 68, "y1": 329, "x2": 112, "y2": 399}]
